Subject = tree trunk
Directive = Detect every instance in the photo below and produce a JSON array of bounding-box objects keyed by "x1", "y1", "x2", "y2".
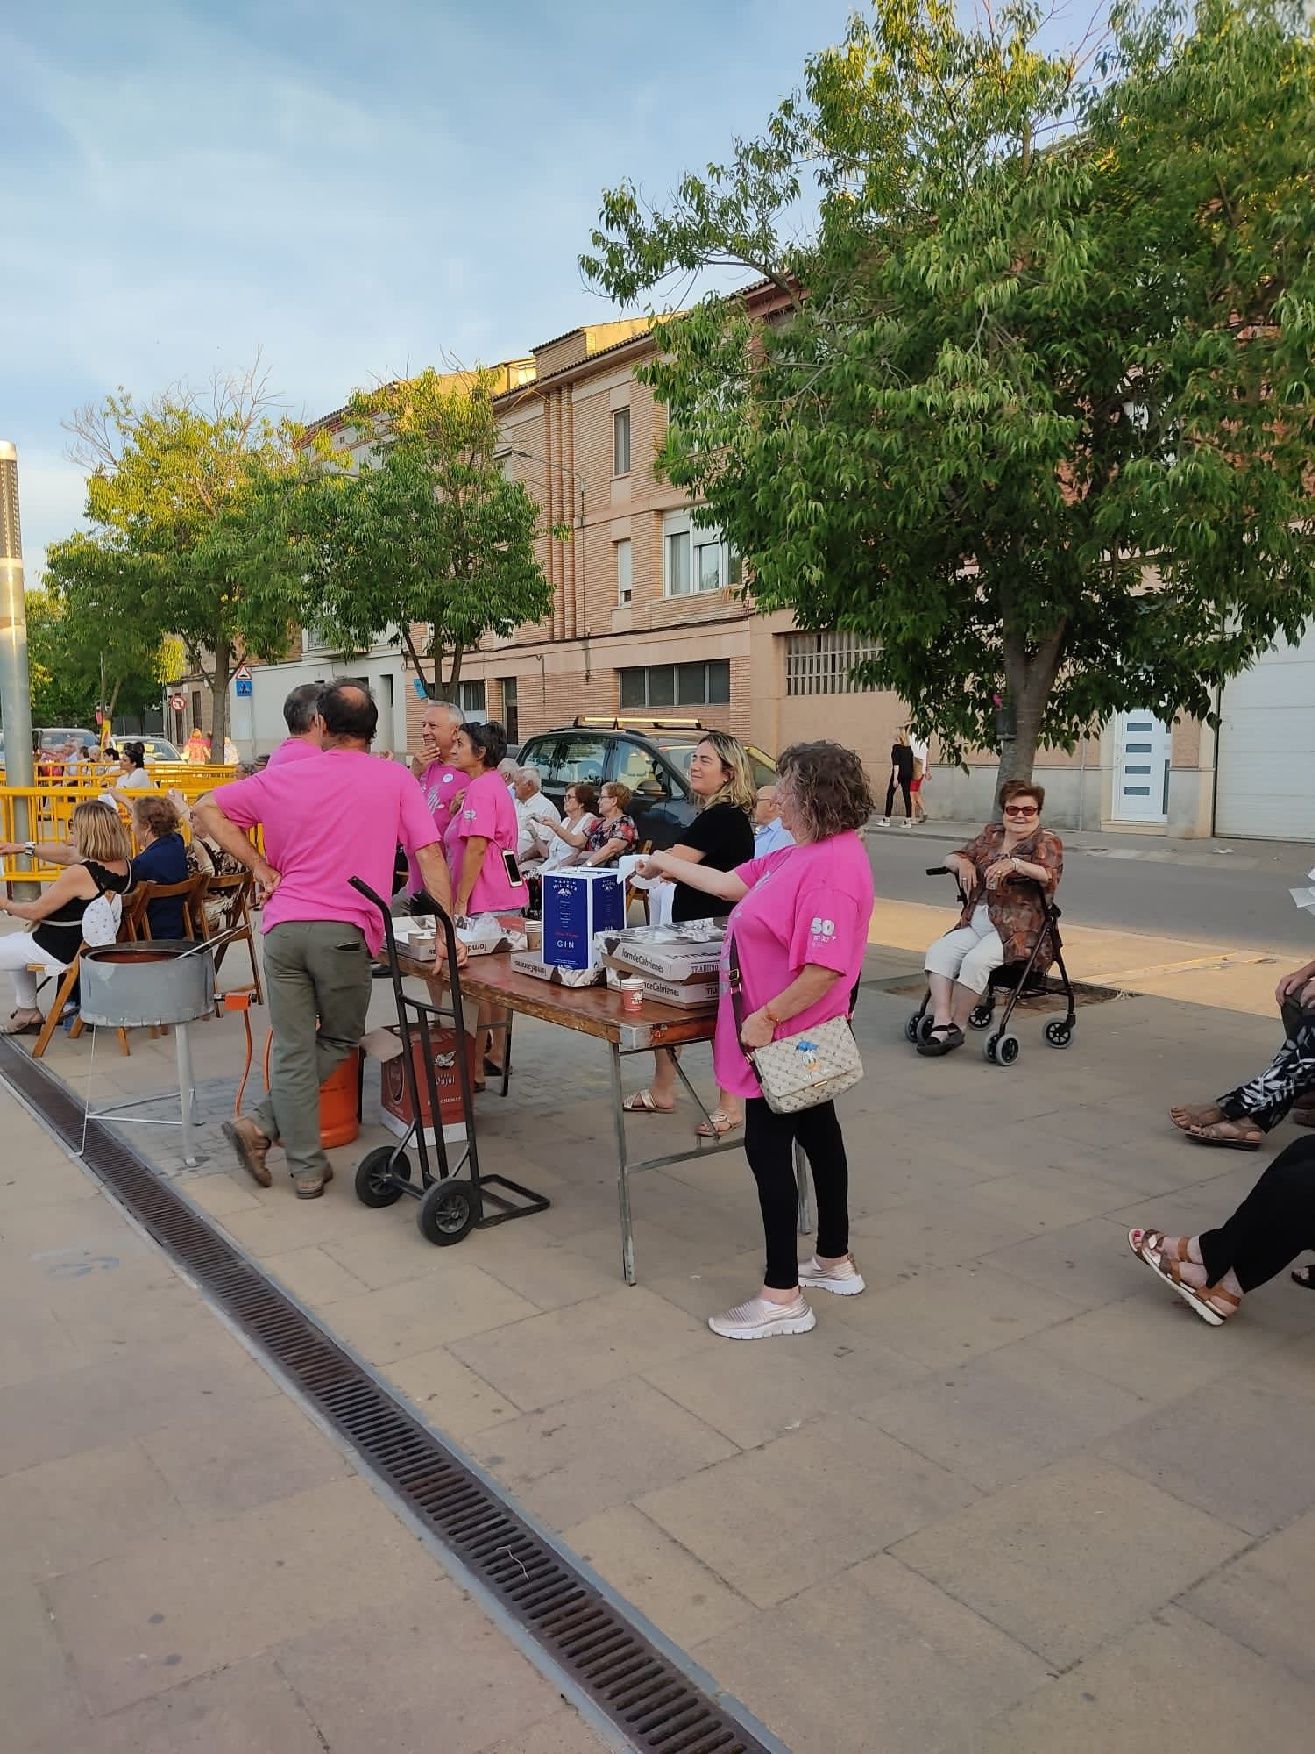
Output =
[
  {"x1": 994, "y1": 619, "x2": 1065, "y2": 807},
  {"x1": 211, "y1": 643, "x2": 231, "y2": 758}
]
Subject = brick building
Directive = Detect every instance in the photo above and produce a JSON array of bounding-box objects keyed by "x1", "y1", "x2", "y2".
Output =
[{"x1": 215, "y1": 310, "x2": 1313, "y2": 840}]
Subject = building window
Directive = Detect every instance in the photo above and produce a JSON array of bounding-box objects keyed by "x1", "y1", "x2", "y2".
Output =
[
  {"x1": 615, "y1": 539, "x2": 633, "y2": 606},
  {"x1": 618, "y1": 661, "x2": 730, "y2": 710},
  {"x1": 662, "y1": 511, "x2": 732, "y2": 597},
  {"x1": 784, "y1": 631, "x2": 882, "y2": 696},
  {"x1": 613, "y1": 408, "x2": 631, "y2": 477},
  {"x1": 457, "y1": 679, "x2": 486, "y2": 717},
  {"x1": 499, "y1": 676, "x2": 519, "y2": 744}
]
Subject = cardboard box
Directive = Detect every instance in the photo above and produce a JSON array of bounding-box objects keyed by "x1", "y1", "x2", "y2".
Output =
[
  {"x1": 510, "y1": 951, "x2": 605, "y2": 988},
  {"x1": 455, "y1": 911, "x2": 528, "y2": 956},
  {"x1": 594, "y1": 922, "x2": 726, "y2": 983},
  {"x1": 604, "y1": 964, "x2": 721, "y2": 1009},
  {"x1": 379, "y1": 1027, "x2": 475, "y2": 1145},
  {"x1": 542, "y1": 869, "x2": 624, "y2": 970}
]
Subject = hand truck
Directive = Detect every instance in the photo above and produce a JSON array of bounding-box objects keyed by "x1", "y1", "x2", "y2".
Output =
[{"x1": 348, "y1": 878, "x2": 549, "y2": 1245}]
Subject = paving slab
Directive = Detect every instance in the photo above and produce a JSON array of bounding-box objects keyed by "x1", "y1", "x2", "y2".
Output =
[
  {"x1": 1181, "y1": 1503, "x2": 1315, "y2": 1684},
  {"x1": 468, "y1": 1375, "x2": 737, "y2": 1528},
  {"x1": 639, "y1": 1413, "x2": 976, "y2": 1608},
  {"x1": 563, "y1": 1504, "x2": 756, "y2": 1649},
  {"x1": 978, "y1": 1605, "x2": 1315, "y2": 1753},
  {"x1": 694, "y1": 1557, "x2": 1048, "y2": 1754},
  {"x1": 890, "y1": 1455, "x2": 1250, "y2": 1668}
]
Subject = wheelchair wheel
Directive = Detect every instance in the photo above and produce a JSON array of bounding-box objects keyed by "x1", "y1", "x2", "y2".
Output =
[
  {"x1": 984, "y1": 1032, "x2": 1020, "y2": 1067},
  {"x1": 1044, "y1": 1020, "x2": 1074, "y2": 1049},
  {"x1": 968, "y1": 1004, "x2": 993, "y2": 1031}
]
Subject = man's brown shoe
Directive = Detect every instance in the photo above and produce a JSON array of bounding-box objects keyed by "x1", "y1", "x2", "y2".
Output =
[
  {"x1": 293, "y1": 1165, "x2": 333, "y2": 1200},
  {"x1": 222, "y1": 1117, "x2": 272, "y2": 1187}
]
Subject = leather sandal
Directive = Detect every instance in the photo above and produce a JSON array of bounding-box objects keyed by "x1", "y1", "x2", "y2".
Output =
[{"x1": 917, "y1": 1023, "x2": 964, "y2": 1057}]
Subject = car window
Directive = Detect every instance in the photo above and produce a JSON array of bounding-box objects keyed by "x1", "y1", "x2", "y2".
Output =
[
  {"x1": 747, "y1": 750, "x2": 777, "y2": 788},
  {"x1": 524, "y1": 734, "x2": 608, "y2": 791},
  {"x1": 613, "y1": 741, "x2": 672, "y2": 801}
]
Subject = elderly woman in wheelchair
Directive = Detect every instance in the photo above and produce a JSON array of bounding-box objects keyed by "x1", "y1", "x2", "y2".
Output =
[{"x1": 916, "y1": 781, "x2": 1064, "y2": 1059}]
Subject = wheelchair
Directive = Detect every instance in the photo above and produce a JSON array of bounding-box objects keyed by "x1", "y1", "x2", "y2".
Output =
[{"x1": 905, "y1": 865, "x2": 1076, "y2": 1067}]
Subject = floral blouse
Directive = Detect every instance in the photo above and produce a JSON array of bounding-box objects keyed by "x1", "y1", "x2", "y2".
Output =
[
  {"x1": 584, "y1": 813, "x2": 638, "y2": 865},
  {"x1": 954, "y1": 823, "x2": 1064, "y2": 968}
]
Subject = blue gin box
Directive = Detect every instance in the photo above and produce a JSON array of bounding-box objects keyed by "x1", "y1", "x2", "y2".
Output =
[{"x1": 542, "y1": 869, "x2": 625, "y2": 970}]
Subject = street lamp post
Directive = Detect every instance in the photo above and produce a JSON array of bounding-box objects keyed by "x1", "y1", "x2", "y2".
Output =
[{"x1": 0, "y1": 441, "x2": 38, "y2": 898}]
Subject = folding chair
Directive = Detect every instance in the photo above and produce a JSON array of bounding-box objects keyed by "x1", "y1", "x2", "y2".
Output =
[{"x1": 200, "y1": 871, "x2": 263, "y2": 1004}]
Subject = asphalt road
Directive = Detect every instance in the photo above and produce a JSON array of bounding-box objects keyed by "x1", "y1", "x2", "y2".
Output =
[{"x1": 866, "y1": 823, "x2": 1315, "y2": 957}]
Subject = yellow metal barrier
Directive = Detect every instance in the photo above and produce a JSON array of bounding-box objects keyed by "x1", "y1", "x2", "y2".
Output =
[{"x1": 1, "y1": 774, "x2": 245, "y2": 883}]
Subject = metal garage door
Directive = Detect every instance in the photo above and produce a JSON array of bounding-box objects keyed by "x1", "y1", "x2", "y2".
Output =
[{"x1": 1215, "y1": 621, "x2": 1315, "y2": 840}]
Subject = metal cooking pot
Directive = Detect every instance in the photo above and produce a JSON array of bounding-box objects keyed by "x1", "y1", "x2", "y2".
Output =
[{"x1": 79, "y1": 941, "x2": 216, "y2": 1028}]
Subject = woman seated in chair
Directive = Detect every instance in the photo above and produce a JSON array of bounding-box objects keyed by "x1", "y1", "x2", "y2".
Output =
[
  {"x1": 0, "y1": 802, "x2": 133, "y2": 1035},
  {"x1": 128, "y1": 794, "x2": 191, "y2": 938},
  {"x1": 918, "y1": 781, "x2": 1064, "y2": 1058}
]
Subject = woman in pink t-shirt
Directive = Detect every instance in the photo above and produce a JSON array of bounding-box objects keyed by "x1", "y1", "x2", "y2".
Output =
[
  {"x1": 640, "y1": 741, "x2": 875, "y2": 1342},
  {"x1": 446, "y1": 720, "x2": 528, "y2": 1083}
]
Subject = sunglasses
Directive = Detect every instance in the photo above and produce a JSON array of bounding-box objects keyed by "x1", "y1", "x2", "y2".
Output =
[{"x1": 1003, "y1": 805, "x2": 1039, "y2": 817}]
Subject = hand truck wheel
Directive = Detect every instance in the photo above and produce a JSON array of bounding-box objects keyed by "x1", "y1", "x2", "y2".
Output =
[
  {"x1": 355, "y1": 1145, "x2": 411, "y2": 1208},
  {"x1": 417, "y1": 1178, "x2": 480, "y2": 1246}
]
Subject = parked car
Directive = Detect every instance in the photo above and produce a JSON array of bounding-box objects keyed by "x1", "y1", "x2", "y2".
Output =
[
  {"x1": 135, "y1": 736, "x2": 183, "y2": 763},
  {"x1": 516, "y1": 717, "x2": 776, "y2": 851}
]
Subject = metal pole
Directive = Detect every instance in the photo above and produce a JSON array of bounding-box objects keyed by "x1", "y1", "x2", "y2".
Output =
[{"x1": 0, "y1": 441, "x2": 37, "y2": 898}]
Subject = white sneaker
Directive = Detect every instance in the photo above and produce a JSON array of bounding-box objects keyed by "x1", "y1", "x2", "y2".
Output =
[
  {"x1": 707, "y1": 1294, "x2": 816, "y2": 1340},
  {"x1": 797, "y1": 1255, "x2": 866, "y2": 1296}
]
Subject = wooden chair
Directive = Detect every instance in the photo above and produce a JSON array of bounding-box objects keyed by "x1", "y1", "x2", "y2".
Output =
[
  {"x1": 125, "y1": 874, "x2": 208, "y2": 943},
  {"x1": 200, "y1": 871, "x2": 262, "y2": 1005},
  {"x1": 32, "y1": 931, "x2": 132, "y2": 1062},
  {"x1": 626, "y1": 840, "x2": 654, "y2": 924}
]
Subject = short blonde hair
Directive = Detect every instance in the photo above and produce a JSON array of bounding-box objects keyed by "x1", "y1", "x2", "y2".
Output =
[
  {"x1": 71, "y1": 800, "x2": 131, "y2": 863},
  {"x1": 698, "y1": 732, "x2": 756, "y2": 816}
]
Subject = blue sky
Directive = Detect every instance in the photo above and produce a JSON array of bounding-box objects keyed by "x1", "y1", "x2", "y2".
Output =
[{"x1": 4, "y1": 0, "x2": 858, "y2": 572}]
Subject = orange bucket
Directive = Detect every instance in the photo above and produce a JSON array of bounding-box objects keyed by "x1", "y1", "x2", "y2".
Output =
[{"x1": 319, "y1": 1049, "x2": 362, "y2": 1148}]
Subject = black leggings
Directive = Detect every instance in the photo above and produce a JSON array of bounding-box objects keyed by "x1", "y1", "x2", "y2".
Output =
[
  {"x1": 885, "y1": 777, "x2": 912, "y2": 818},
  {"x1": 745, "y1": 1097, "x2": 850, "y2": 1290},
  {"x1": 1199, "y1": 1135, "x2": 1315, "y2": 1293}
]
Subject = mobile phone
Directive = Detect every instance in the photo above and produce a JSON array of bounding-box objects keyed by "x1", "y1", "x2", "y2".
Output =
[{"x1": 502, "y1": 849, "x2": 524, "y2": 888}]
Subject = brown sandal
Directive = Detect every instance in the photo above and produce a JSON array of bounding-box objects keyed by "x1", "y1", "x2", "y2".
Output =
[
  {"x1": 1184, "y1": 1119, "x2": 1262, "y2": 1151},
  {"x1": 1128, "y1": 1229, "x2": 1240, "y2": 1327}
]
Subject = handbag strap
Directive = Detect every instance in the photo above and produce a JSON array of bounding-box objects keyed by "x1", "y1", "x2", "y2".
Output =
[{"x1": 726, "y1": 930, "x2": 757, "y2": 1066}]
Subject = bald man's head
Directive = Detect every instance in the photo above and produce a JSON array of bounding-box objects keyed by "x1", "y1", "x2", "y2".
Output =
[{"x1": 319, "y1": 682, "x2": 378, "y2": 746}]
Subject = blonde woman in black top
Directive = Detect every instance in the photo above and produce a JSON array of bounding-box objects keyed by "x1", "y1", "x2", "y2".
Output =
[
  {"x1": 0, "y1": 801, "x2": 132, "y2": 1033},
  {"x1": 623, "y1": 731, "x2": 756, "y2": 1136}
]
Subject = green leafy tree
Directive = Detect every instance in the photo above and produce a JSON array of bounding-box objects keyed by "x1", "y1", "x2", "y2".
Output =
[
  {"x1": 582, "y1": 0, "x2": 1315, "y2": 784},
  {"x1": 58, "y1": 365, "x2": 306, "y2": 753},
  {"x1": 38, "y1": 546, "x2": 180, "y2": 730},
  {"x1": 288, "y1": 368, "x2": 552, "y2": 701}
]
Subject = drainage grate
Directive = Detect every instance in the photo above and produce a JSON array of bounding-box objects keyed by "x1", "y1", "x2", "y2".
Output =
[{"x1": 2, "y1": 1042, "x2": 773, "y2": 1754}]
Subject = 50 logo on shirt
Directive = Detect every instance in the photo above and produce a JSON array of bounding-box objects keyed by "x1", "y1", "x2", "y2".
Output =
[{"x1": 810, "y1": 917, "x2": 836, "y2": 939}]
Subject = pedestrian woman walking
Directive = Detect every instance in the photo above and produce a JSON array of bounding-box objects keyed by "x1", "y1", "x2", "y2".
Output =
[
  {"x1": 640, "y1": 740, "x2": 874, "y2": 1339},
  {"x1": 885, "y1": 730, "x2": 915, "y2": 820}
]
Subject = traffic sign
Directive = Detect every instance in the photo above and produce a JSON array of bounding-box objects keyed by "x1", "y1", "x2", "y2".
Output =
[
  {"x1": 233, "y1": 662, "x2": 253, "y2": 682},
  {"x1": 235, "y1": 677, "x2": 253, "y2": 698},
  {"x1": 169, "y1": 694, "x2": 186, "y2": 712}
]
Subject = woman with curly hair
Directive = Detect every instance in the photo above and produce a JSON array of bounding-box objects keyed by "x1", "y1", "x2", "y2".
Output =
[{"x1": 639, "y1": 740, "x2": 874, "y2": 1339}]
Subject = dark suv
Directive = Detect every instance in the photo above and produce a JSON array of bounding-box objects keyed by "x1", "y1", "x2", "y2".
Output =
[{"x1": 517, "y1": 717, "x2": 777, "y2": 851}]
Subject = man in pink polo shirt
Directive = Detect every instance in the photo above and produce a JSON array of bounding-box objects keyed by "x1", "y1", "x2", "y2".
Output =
[
  {"x1": 265, "y1": 682, "x2": 325, "y2": 769},
  {"x1": 195, "y1": 683, "x2": 451, "y2": 1200},
  {"x1": 408, "y1": 697, "x2": 465, "y2": 908}
]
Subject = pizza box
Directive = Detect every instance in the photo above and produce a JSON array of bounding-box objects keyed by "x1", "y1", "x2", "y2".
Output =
[
  {"x1": 509, "y1": 950, "x2": 605, "y2": 988},
  {"x1": 593, "y1": 921, "x2": 726, "y2": 983},
  {"x1": 603, "y1": 964, "x2": 720, "y2": 1009}
]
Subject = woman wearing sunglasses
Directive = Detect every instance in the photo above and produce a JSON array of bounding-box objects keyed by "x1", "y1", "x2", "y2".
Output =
[{"x1": 918, "y1": 781, "x2": 1063, "y2": 1056}]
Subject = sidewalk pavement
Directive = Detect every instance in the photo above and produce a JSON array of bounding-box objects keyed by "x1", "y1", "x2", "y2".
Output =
[
  {"x1": 870, "y1": 812, "x2": 1315, "y2": 870},
  {"x1": 0, "y1": 1080, "x2": 609, "y2": 1754},
  {"x1": 13, "y1": 925, "x2": 1315, "y2": 1754}
]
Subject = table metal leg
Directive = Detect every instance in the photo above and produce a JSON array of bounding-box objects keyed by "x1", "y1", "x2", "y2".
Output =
[
  {"x1": 609, "y1": 1040, "x2": 637, "y2": 1286},
  {"x1": 795, "y1": 1141, "x2": 814, "y2": 1236},
  {"x1": 175, "y1": 1023, "x2": 198, "y2": 1167}
]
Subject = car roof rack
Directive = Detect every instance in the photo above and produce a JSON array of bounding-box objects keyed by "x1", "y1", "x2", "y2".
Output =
[{"x1": 571, "y1": 716, "x2": 706, "y2": 732}]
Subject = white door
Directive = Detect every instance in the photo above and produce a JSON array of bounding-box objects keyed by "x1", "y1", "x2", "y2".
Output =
[
  {"x1": 1112, "y1": 712, "x2": 1171, "y2": 823},
  {"x1": 1216, "y1": 622, "x2": 1315, "y2": 840}
]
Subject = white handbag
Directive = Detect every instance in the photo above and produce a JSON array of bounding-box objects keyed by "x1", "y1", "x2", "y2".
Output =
[{"x1": 729, "y1": 938, "x2": 863, "y2": 1114}]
